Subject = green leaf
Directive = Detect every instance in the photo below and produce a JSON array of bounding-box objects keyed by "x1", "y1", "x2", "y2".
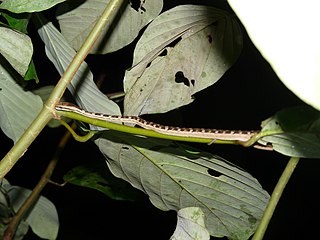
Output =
[
  {"x1": 97, "y1": 134, "x2": 269, "y2": 239},
  {"x1": 228, "y1": 1, "x2": 320, "y2": 110},
  {"x1": 259, "y1": 105, "x2": 320, "y2": 158},
  {"x1": 7, "y1": 186, "x2": 59, "y2": 239},
  {"x1": 124, "y1": 5, "x2": 242, "y2": 115},
  {"x1": 1, "y1": 12, "x2": 31, "y2": 33},
  {"x1": 170, "y1": 207, "x2": 210, "y2": 240},
  {"x1": 0, "y1": 26, "x2": 33, "y2": 77},
  {"x1": 63, "y1": 162, "x2": 141, "y2": 201},
  {"x1": 56, "y1": 0, "x2": 163, "y2": 54},
  {"x1": 24, "y1": 60, "x2": 39, "y2": 82},
  {"x1": 35, "y1": 14, "x2": 121, "y2": 126},
  {"x1": 0, "y1": 0, "x2": 66, "y2": 13},
  {"x1": 0, "y1": 63, "x2": 42, "y2": 142}
]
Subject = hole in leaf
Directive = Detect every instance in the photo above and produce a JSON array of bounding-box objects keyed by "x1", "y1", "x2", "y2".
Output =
[
  {"x1": 129, "y1": 0, "x2": 146, "y2": 13},
  {"x1": 167, "y1": 36, "x2": 182, "y2": 48},
  {"x1": 175, "y1": 71, "x2": 190, "y2": 87},
  {"x1": 159, "y1": 49, "x2": 168, "y2": 56},
  {"x1": 207, "y1": 169, "x2": 221, "y2": 177},
  {"x1": 146, "y1": 62, "x2": 152, "y2": 68},
  {"x1": 156, "y1": 37, "x2": 182, "y2": 58},
  {"x1": 140, "y1": 5, "x2": 146, "y2": 13},
  {"x1": 207, "y1": 35, "x2": 213, "y2": 43},
  {"x1": 129, "y1": 0, "x2": 139, "y2": 11},
  {"x1": 159, "y1": 37, "x2": 182, "y2": 56}
]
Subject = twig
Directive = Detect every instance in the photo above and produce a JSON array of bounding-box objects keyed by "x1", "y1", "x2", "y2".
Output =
[
  {"x1": 0, "y1": 0, "x2": 125, "y2": 178},
  {"x1": 252, "y1": 157, "x2": 300, "y2": 240},
  {"x1": 3, "y1": 128, "x2": 73, "y2": 240}
]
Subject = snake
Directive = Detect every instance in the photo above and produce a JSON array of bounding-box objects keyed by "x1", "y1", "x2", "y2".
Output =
[{"x1": 55, "y1": 102, "x2": 259, "y2": 142}]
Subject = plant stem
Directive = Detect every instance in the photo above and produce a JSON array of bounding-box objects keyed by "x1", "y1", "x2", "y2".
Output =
[
  {"x1": 3, "y1": 128, "x2": 73, "y2": 240},
  {"x1": 0, "y1": 0, "x2": 125, "y2": 178},
  {"x1": 252, "y1": 157, "x2": 300, "y2": 240}
]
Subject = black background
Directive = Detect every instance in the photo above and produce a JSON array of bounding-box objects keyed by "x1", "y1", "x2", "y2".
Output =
[{"x1": 2, "y1": 0, "x2": 319, "y2": 239}]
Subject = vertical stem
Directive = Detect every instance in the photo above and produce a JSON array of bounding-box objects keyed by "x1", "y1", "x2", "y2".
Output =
[
  {"x1": 3, "y1": 129, "x2": 72, "y2": 240},
  {"x1": 0, "y1": 0, "x2": 125, "y2": 178},
  {"x1": 252, "y1": 157, "x2": 300, "y2": 240}
]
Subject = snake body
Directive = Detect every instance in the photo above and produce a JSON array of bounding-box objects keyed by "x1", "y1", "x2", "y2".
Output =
[{"x1": 55, "y1": 103, "x2": 258, "y2": 142}]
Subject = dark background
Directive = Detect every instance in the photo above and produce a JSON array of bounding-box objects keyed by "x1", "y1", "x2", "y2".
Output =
[{"x1": 1, "y1": 0, "x2": 319, "y2": 239}]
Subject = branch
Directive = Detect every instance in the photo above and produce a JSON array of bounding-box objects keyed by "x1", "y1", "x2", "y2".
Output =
[
  {"x1": 3, "y1": 127, "x2": 73, "y2": 240},
  {"x1": 252, "y1": 157, "x2": 300, "y2": 240},
  {"x1": 0, "y1": 0, "x2": 125, "y2": 178}
]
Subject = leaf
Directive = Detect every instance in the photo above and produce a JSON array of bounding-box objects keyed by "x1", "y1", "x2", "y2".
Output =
[
  {"x1": 56, "y1": 0, "x2": 163, "y2": 54},
  {"x1": 7, "y1": 186, "x2": 59, "y2": 239},
  {"x1": 123, "y1": 5, "x2": 242, "y2": 115},
  {"x1": 0, "y1": 180, "x2": 30, "y2": 240},
  {"x1": 0, "y1": 64, "x2": 42, "y2": 142},
  {"x1": 63, "y1": 162, "x2": 141, "y2": 201},
  {"x1": 0, "y1": 221, "x2": 29, "y2": 240},
  {"x1": 0, "y1": 0, "x2": 66, "y2": 13},
  {"x1": 24, "y1": 60, "x2": 39, "y2": 82},
  {"x1": 259, "y1": 105, "x2": 320, "y2": 158},
  {"x1": 228, "y1": 1, "x2": 320, "y2": 110},
  {"x1": 0, "y1": 26, "x2": 33, "y2": 76},
  {"x1": 0, "y1": 13, "x2": 38, "y2": 82},
  {"x1": 0, "y1": 180, "x2": 13, "y2": 229},
  {"x1": 35, "y1": 14, "x2": 121, "y2": 130},
  {"x1": 97, "y1": 134, "x2": 269, "y2": 239},
  {"x1": 1, "y1": 12, "x2": 31, "y2": 33},
  {"x1": 0, "y1": 180, "x2": 57, "y2": 239},
  {"x1": 170, "y1": 207, "x2": 210, "y2": 240}
]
